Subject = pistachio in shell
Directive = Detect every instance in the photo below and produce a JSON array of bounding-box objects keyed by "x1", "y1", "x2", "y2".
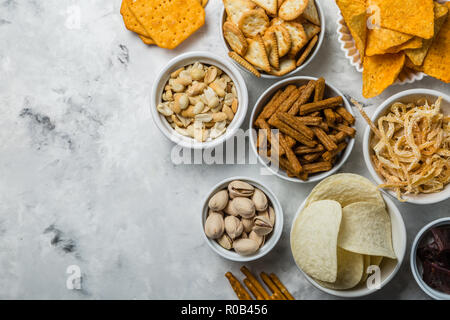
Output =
[
  {"x1": 253, "y1": 216, "x2": 273, "y2": 236},
  {"x1": 230, "y1": 197, "x2": 255, "y2": 219},
  {"x1": 249, "y1": 230, "x2": 265, "y2": 248},
  {"x1": 242, "y1": 218, "x2": 254, "y2": 233},
  {"x1": 224, "y1": 215, "x2": 244, "y2": 239},
  {"x1": 233, "y1": 238, "x2": 259, "y2": 256},
  {"x1": 216, "y1": 233, "x2": 232, "y2": 250},
  {"x1": 223, "y1": 201, "x2": 238, "y2": 216},
  {"x1": 228, "y1": 180, "x2": 255, "y2": 198},
  {"x1": 208, "y1": 189, "x2": 229, "y2": 211},
  {"x1": 204, "y1": 213, "x2": 224, "y2": 239},
  {"x1": 268, "y1": 206, "x2": 276, "y2": 226},
  {"x1": 252, "y1": 188, "x2": 268, "y2": 211}
]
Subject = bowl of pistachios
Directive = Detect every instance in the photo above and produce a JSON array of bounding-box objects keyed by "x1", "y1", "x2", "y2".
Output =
[
  {"x1": 151, "y1": 51, "x2": 249, "y2": 149},
  {"x1": 201, "y1": 176, "x2": 283, "y2": 262}
]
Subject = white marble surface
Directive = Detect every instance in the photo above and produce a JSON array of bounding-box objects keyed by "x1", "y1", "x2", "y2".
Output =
[{"x1": 0, "y1": 0, "x2": 449, "y2": 300}]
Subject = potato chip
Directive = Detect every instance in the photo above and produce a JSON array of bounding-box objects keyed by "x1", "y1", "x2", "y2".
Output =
[
  {"x1": 268, "y1": 57, "x2": 296, "y2": 76},
  {"x1": 360, "y1": 255, "x2": 371, "y2": 284},
  {"x1": 244, "y1": 35, "x2": 271, "y2": 73},
  {"x1": 366, "y1": 27, "x2": 413, "y2": 56},
  {"x1": 120, "y1": 0, "x2": 148, "y2": 37},
  {"x1": 252, "y1": 0, "x2": 277, "y2": 16},
  {"x1": 279, "y1": 0, "x2": 308, "y2": 21},
  {"x1": 338, "y1": 202, "x2": 396, "y2": 259},
  {"x1": 291, "y1": 200, "x2": 342, "y2": 282},
  {"x1": 422, "y1": 2, "x2": 450, "y2": 83},
  {"x1": 315, "y1": 248, "x2": 364, "y2": 290},
  {"x1": 336, "y1": 0, "x2": 367, "y2": 59},
  {"x1": 129, "y1": 0, "x2": 205, "y2": 49},
  {"x1": 238, "y1": 8, "x2": 270, "y2": 38},
  {"x1": 362, "y1": 53, "x2": 405, "y2": 98},
  {"x1": 223, "y1": 0, "x2": 256, "y2": 25},
  {"x1": 369, "y1": 0, "x2": 434, "y2": 39},
  {"x1": 371, "y1": 255, "x2": 383, "y2": 266},
  {"x1": 223, "y1": 21, "x2": 248, "y2": 56},
  {"x1": 265, "y1": 24, "x2": 292, "y2": 57},
  {"x1": 305, "y1": 173, "x2": 386, "y2": 209},
  {"x1": 284, "y1": 22, "x2": 308, "y2": 56},
  {"x1": 303, "y1": 0, "x2": 320, "y2": 26},
  {"x1": 405, "y1": 2, "x2": 448, "y2": 66}
]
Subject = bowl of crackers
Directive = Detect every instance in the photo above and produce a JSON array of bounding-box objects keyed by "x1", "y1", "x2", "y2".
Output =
[
  {"x1": 361, "y1": 89, "x2": 450, "y2": 204},
  {"x1": 335, "y1": 0, "x2": 450, "y2": 98},
  {"x1": 220, "y1": 0, "x2": 325, "y2": 78},
  {"x1": 250, "y1": 76, "x2": 356, "y2": 183},
  {"x1": 151, "y1": 51, "x2": 249, "y2": 149}
]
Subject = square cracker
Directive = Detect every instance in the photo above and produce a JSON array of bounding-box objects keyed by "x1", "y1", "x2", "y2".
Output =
[
  {"x1": 423, "y1": 2, "x2": 450, "y2": 83},
  {"x1": 129, "y1": 0, "x2": 205, "y2": 49},
  {"x1": 369, "y1": 0, "x2": 434, "y2": 39},
  {"x1": 120, "y1": 0, "x2": 149, "y2": 37}
]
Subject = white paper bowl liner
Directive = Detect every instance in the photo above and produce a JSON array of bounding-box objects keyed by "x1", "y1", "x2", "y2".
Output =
[{"x1": 336, "y1": 12, "x2": 425, "y2": 85}]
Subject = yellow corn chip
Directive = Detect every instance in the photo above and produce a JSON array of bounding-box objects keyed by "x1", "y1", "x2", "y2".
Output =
[
  {"x1": 363, "y1": 53, "x2": 405, "y2": 98},
  {"x1": 366, "y1": 27, "x2": 413, "y2": 56},
  {"x1": 385, "y1": 37, "x2": 423, "y2": 54},
  {"x1": 405, "y1": 2, "x2": 449, "y2": 66},
  {"x1": 336, "y1": 0, "x2": 367, "y2": 59},
  {"x1": 423, "y1": 3, "x2": 450, "y2": 83},
  {"x1": 120, "y1": 0, "x2": 148, "y2": 37},
  {"x1": 405, "y1": 56, "x2": 423, "y2": 72},
  {"x1": 129, "y1": 0, "x2": 205, "y2": 49},
  {"x1": 369, "y1": 0, "x2": 434, "y2": 39}
]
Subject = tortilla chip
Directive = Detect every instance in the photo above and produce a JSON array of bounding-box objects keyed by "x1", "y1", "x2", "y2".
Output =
[
  {"x1": 385, "y1": 37, "x2": 423, "y2": 54},
  {"x1": 406, "y1": 2, "x2": 449, "y2": 66},
  {"x1": 369, "y1": 0, "x2": 434, "y2": 39},
  {"x1": 363, "y1": 53, "x2": 405, "y2": 98},
  {"x1": 423, "y1": 3, "x2": 450, "y2": 83},
  {"x1": 366, "y1": 27, "x2": 413, "y2": 56},
  {"x1": 336, "y1": 0, "x2": 367, "y2": 59}
]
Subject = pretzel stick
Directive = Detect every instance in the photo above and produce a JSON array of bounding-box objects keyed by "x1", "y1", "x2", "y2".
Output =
[
  {"x1": 240, "y1": 266, "x2": 270, "y2": 300},
  {"x1": 294, "y1": 145, "x2": 324, "y2": 155},
  {"x1": 303, "y1": 161, "x2": 333, "y2": 174},
  {"x1": 352, "y1": 98, "x2": 382, "y2": 139},
  {"x1": 256, "y1": 90, "x2": 283, "y2": 122},
  {"x1": 272, "y1": 116, "x2": 317, "y2": 147},
  {"x1": 336, "y1": 106, "x2": 355, "y2": 124},
  {"x1": 255, "y1": 119, "x2": 286, "y2": 156},
  {"x1": 324, "y1": 109, "x2": 336, "y2": 126},
  {"x1": 260, "y1": 272, "x2": 287, "y2": 300},
  {"x1": 288, "y1": 80, "x2": 316, "y2": 115},
  {"x1": 270, "y1": 273, "x2": 295, "y2": 300},
  {"x1": 312, "y1": 127, "x2": 337, "y2": 151},
  {"x1": 244, "y1": 278, "x2": 264, "y2": 300},
  {"x1": 293, "y1": 116, "x2": 322, "y2": 126},
  {"x1": 268, "y1": 89, "x2": 302, "y2": 125},
  {"x1": 279, "y1": 135, "x2": 302, "y2": 174},
  {"x1": 314, "y1": 77, "x2": 325, "y2": 102},
  {"x1": 277, "y1": 113, "x2": 315, "y2": 140},
  {"x1": 303, "y1": 152, "x2": 323, "y2": 162},
  {"x1": 330, "y1": 123, "x2": 356, "y2": 137},
  {"x1": 225, "y1": 272, "x2": 253, "y2": 300},
  {"x1": 299, "y1": 96, "x2": 343, "y2": 115},
  {"x1": 322, "y1": 142, "x2": 348, "y2": 162}
]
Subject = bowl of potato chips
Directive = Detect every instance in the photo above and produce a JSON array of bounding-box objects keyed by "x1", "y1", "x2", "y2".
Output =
[
  {"x1": 220, "y1": 0, "x2": 325, "y2": 78},
  {"x1": 290, "y1": 173, "x2": 407, "y2": 297},
  {"x1": 362, "y1": 89, "x2": 450, "y2": 204}
]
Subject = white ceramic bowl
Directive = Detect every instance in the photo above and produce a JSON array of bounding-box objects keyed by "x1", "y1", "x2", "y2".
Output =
[
  {"x1": 363, "y1": 89, "x2": 450, "y2": 204},
  {"x1": 219, "y1": 1, "x2": 325, "y2": 79},
  {"x1": 150, "y1": 51, "x2": 248, "y2": 149},
  {"x1": 290, "y1": 192, "x2": 407, "y2": 298},
  {"x1": 335, "y1": 12, "x2": 425, "y2": 85},
  {"x1": 249, "y1": 76, "x2": 356, "y2": 183},
  {"x1": 201, "y1": 176, "x2": 283, "y2": 262},
  {"x1": 410, "y1": 217, "x2": 450, "y2": 300}
]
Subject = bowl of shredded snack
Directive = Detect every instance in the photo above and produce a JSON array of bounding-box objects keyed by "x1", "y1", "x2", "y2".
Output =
[{"x1": 359, "y1": 89, "x2": 450, "y2": 204}]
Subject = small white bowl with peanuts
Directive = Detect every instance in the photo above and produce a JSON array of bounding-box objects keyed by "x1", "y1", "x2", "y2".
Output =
[{"x1": 151, "y1": 51, "x2": 249, "y2": 149}]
